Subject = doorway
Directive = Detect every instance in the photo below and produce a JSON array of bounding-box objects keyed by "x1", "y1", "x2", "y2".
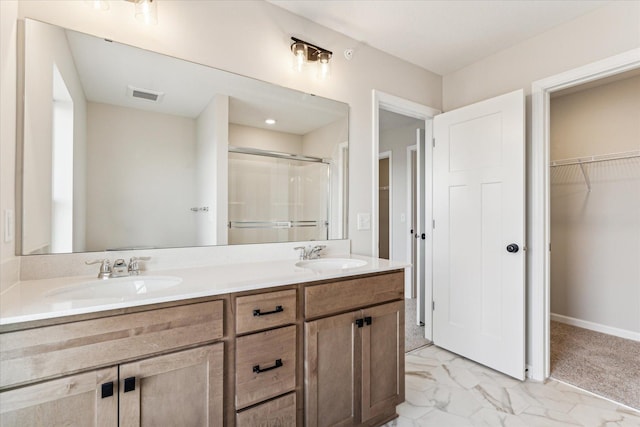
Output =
[
  {"x1": 529, "y1": 48, "x2": 640, "y2": 383},
  {"x1": 547, "y1": 70, "x2": 640, "y2": 410},
  {"x1": 372, "y1": 91, "x2": 440, "y2": 348}
]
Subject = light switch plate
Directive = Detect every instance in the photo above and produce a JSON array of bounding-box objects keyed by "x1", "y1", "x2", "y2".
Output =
[{"x1": 357, "y1": 213, "x2": 371, "y2": 230}]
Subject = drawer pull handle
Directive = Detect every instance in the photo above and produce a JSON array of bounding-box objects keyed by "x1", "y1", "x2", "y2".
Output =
[
  {"x1": 253, "y1": 305, "x2": 284, "y2": 317},
  {"x1": 124, "y1": 376, "x2": 136, "y2": 393},
  {"x1": 355, "y1": 318, "x2": 364, "y2": 328},
  {"x1": 253, "y1": 359, "x2": 283, "y2": 374},
  {"x1": 365, "y1": 316, "x2": 372, "y2": 326},
  {"x1": 101, "y1": 382, "x2": 114, "y2": 398}
]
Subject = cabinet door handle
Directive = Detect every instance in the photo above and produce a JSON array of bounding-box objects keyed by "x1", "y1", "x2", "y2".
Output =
[
  {"x1": 101, "y1": 381, "x2": 114, "y2": 398},
  {"x1": 253, "y1": 305, "x2": 284, "y2": 317},
  {"x1": 364, "y1": 316, "x2": 372, "y2": 326},
  {"x1": 124, "y1": 376, "x2": 136, "y2": 393},
  {"x1": 253, "y1": 359, "x2": 283, "y2": 374},
  {"x1": 355, "y1": 318, "x2": 364, "y2": 328}
]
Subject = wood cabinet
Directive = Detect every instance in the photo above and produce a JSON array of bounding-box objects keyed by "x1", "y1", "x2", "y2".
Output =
[
  {"x1": 119, "y1": 344, "x2": 224, "y2": 427},
  {"x1": 0, "y1": 300, "x2": 225, "y2": 427},
  {"x1": 0, "y1": 367, "x2": 118, "y2": 427},
  {"x1": 234, "y1": 288, "x2": 298, "y2": 424},
  {"x1": 0, "y1": 344, "x2": 223, "y2": 427},
  {"x1": 359, "y1": 302, "x2": 404, "y2": 424},
  {"x1": 236, "y1": 392, "x2": 297, "y2": 426},
  {"x1": 1, "y1": 269, "x2": 404, "y2": 427},
  {"x1": 305, "y1": 310, "x2": 358, "y2": 427},
  {"x1": 304, "y1": 272, "x2": 404, "y2": 427}
]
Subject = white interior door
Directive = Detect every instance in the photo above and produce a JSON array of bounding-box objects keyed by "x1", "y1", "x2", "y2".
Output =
[
  {"x1": 433, "y1": 90, "x2": 525, "y2": 380},
  {"x1": 416, "y1": 129, "x2": 426, "y2": 327}
]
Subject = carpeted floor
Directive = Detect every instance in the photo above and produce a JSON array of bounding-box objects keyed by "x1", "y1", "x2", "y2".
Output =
[
  {"x1": 550, "y1": 320, "x2": 640, "y2": 410},
  {"x1": 404, "y1": 298, "x2": 432, "y2": 352}
]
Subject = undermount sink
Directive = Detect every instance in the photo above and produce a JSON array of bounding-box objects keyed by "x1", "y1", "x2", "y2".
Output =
[
  {"x1": 45, "y1": 276, "x2": 183, "y2": 300},
  {"x1": 295, "y1": 258, "x2": 367, "y2": 272}
]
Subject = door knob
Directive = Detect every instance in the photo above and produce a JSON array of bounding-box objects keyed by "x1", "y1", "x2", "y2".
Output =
[{"x1": 506, "y1": 244, "x2": 519, "y2": 253}]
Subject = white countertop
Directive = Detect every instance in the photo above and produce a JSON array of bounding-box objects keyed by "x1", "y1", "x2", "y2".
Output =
[{"x1": 0, "y1": 254, "x2": 407, "y2": 327}]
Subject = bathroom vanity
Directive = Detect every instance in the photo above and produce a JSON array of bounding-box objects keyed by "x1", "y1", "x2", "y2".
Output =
[{"x1": 0, "y1": 257, "x2": 405, "y2": 426}]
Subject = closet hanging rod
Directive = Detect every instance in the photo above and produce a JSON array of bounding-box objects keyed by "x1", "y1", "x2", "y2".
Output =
[
  {"x1": 550, "y1": 150, "x2": 640, "y2": 167},
  {"x1": 228, "y1": 146, "x2": 331, "y2": 164}
]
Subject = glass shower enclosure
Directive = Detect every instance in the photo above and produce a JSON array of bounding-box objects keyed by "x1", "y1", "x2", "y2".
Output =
[{"x1": 228, "y1": 147, "x2": 330, "y2": 245}]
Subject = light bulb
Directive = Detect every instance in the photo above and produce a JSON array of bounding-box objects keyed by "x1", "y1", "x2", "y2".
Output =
[
  {"x1": 317, "y1": 52, "x2": 331, "y2": 80},
  {"x1": 291, "y1": 42, "x2": 307, "y2": 72},
  {"x1": 135, "y1": 0, "x2": 158, "y2": 25},
  {"x1": 85, "y1": 0, "x2": 109, "y2": 11}
]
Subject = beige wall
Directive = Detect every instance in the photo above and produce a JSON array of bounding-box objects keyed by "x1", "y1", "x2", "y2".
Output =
[
  {"x1": 443, "y1": 2, "x2": 640, "y2": 111},
  {"x1": 0, "y1": 1, "x2": 19, "y2": 291},
  {"x1": 550, "y1": 75, "x2": 640, "y2": 160},
  {"x1": 21, "y1": 18, "x2": 87, "y2": 254},
  {"x1": 86, "y1": 102, "x2": 197, "y2": 251},
  {"x1": 550, "y1": 76, "x2": 640, "y2": 334},
  {"x1": 196, "y1": 95, "x2": 229, "y2": 246},
  {"x1": 379, "y1": 121, "x2": 423, "y2": 265}
]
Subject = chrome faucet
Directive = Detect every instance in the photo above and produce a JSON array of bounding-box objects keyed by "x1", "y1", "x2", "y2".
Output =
[
  {"x1": 85, "y1": 256, "x2": 151, "y2": 279},
  {"x1": 294, "y1": 245, "x2": 326, "y2": 260},
  {"x1": 85, "y1": 259, "x2": 112, "y2": 280},
  {"x1": 111, "y1": 259, "x2": 129, "y2": 278},
  {"x1": 128, "y1": 256, "x2": 151, "y2": 275}
]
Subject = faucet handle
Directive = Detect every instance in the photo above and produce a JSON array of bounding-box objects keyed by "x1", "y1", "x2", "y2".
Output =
[
  {"x1": 309, "y1": 245, "x2": 326, "y2": 259},
  {"x1": 85, "y1": 259, "x2": 112, "y2": 279},
  {"x1": 293, "y1": 246, "x2": 307, "y2": 260},
  {"x1": 128, "y1": 256, "x2": 151, "y2": 275}
]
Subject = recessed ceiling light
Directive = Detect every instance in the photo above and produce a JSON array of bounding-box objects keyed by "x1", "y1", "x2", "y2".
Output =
[{"x1": 265, "y1": 119, "x2": 276, "y2": 125}]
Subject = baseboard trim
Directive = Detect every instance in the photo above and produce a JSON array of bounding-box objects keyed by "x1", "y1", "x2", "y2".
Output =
[{"x1": 551, "y1": 313, "x2": 640, "y2": 342}]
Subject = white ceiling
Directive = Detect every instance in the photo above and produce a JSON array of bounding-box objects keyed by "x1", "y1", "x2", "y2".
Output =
[
  {"x1": 65, "y1": 29, "x2": 346, "y2": 135},
  {"x1": 270, "y1": 0, "x2": 610, "y2": 75}
]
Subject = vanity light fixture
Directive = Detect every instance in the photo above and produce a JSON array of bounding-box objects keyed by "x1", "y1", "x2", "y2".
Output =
[
  {"x1": 290, "y1": 37, "x2": 332, "y2": 79},
  {"x1": 125, "y1": 0, "x2": 158, "y2": 25}
]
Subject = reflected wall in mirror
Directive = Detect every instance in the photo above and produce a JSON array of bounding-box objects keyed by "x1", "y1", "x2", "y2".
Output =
[{"x1": 18, "y1": 19, "x2": 349, "y2": 255}]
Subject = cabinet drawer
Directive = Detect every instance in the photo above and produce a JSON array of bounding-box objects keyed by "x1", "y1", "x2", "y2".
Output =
[
  {"x1": 236, "y1": 289, "x2": 296, "y2": 334},
  {"x1": 304, "y1": 271, "x2": 404, "y2": 319},
  {"x1": 236, "y1": 392, "x2": 296, "y2": 426},
  {"x1": 235, "y1": 325, "x2": 296, "y2": 409},
  {"x1": 0, "y1": 300, "x2": 224, "y2": 389}
]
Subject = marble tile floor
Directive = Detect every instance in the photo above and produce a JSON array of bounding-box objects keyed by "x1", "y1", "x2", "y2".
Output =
[{"x1": 385, "y1": 345, "x2": 640, "y2": 427}]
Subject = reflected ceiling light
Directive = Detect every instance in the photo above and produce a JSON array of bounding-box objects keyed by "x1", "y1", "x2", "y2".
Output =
[
  {"x1": 125, "y1": 0, "x2": 158, "y2": 25},
  {"x1": 85, "y1": 0, "x2": 110, "y2": 11},
  {"x1": 290, "y1": 37, "x2": 332, "y2": 79},
  {"x1": 265, "y1": 119, "x2": 277, "y2": 125}
]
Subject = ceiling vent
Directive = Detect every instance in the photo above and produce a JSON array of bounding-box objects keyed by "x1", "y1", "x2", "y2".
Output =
[{"x1": 127, "y1": 85, "x2": 164, "y2": 103}]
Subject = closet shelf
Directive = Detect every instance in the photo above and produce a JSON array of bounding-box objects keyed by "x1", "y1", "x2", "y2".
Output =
[
  {"x1": 550, "y1": 150, "x2": 640, "y2": 167},
  {"x1": 550, "y1": 150, "x2": 640, "y2": 192}
]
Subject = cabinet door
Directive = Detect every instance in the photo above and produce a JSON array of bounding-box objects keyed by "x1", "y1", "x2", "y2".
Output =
[
  {"x1": 305, "y1": 311, "x2": 358, "y2": 427},
  {"x1": 119, "y1": 343, "x2": 224, "y2": 427},
  {"x1": 360, "y1": 301, "x2": 404, "y2": 423},
  {"x1": 0, "y1": 367, "x2": 117, "y2": 427}
]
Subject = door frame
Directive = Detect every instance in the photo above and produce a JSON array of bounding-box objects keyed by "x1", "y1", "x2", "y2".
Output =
[
  {"x1": 530, "y1": 48, "x2": 640, "y2": 381},
  {"x1": 372, "y1": 90, "x2": 440, "y2": 341},
  {"x1": 406, "y1": 144, "x2": 417, "y2": 298},
  {"x1": 378, "y1": 151, "x2": 393, "y2": 260}
]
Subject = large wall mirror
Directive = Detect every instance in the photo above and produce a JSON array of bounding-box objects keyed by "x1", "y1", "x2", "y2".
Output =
[{"x1": 18, "y1": 19, "x2": 349, "y2": 255}]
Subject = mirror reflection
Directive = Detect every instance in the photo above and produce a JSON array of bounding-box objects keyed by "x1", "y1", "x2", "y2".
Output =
[{"x1": 19, "y1": 19, "x2": 348, "y2": 255}]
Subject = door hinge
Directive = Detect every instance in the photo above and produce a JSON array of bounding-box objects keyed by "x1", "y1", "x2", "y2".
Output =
[
  {"x1": 432, "y1": 219, "x2": 435, "y2": 229},
  {"x1": 432, "y1": 138, "x2": 436, "y2": 148},
  {"x1": 432, "y1": 301, "x2": 435, "y2": 311}
]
